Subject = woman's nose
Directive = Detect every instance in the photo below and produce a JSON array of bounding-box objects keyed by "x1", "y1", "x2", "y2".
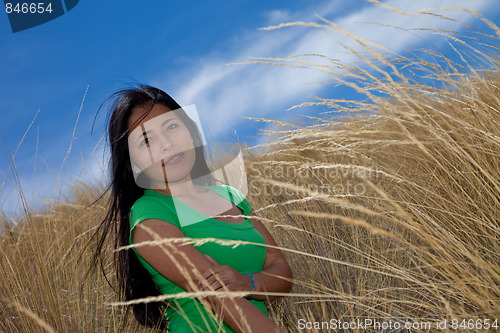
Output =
[{"x1": 159, "y1": 134, "x2": 174, "y2": 152}]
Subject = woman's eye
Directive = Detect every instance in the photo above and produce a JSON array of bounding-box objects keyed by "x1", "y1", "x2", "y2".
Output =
[
  {"x1": 139, "y1": 137, "x2": 151, "y2": 147},
  {"x1": 166, "y1": 123, "x2": 178, "y2": 131}
]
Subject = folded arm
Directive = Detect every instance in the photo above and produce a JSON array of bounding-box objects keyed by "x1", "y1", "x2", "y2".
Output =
[
  {"x1": 202, "y1": 211, "x2": 293, "y2": 301},
  {"x1": 132, "y1": 218, "x2": 285, "y2": 333}
]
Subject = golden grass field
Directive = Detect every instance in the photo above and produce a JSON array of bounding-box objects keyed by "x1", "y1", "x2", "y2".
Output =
[{"x1": 1, "y1": 9, "x2": 499, "y2": 333}]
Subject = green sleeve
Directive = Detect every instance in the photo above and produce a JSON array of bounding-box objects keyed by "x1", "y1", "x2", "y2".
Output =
[{"x1": 129, "y1": 194, "x2": 181, "y2": 243}]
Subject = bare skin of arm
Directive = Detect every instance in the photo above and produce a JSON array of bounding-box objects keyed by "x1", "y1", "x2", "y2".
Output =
[
  {"x1": 132, "y1": 218, "x2": 285, "y2": 333},
  {"x1": 201, "y1": 211, "x2": 293, "y2": 301}
]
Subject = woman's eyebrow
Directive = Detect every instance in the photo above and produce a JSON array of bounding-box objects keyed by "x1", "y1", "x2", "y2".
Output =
[
  {"x1": 161, "y1": 117, "x2": 176, "y2": 127},
  {"x1": 135, "y1": 117, "x2": 176, "y2": 141}
]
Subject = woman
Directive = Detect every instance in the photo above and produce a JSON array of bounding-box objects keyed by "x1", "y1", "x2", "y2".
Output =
[{"x1": 92, "y1": 85, "x2": 293, "y2": 332}]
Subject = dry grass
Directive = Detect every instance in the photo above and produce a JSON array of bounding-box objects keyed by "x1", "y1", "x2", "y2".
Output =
[
  {"x1": 0, "y1": 185, "x2": 151, "y2": 333},
  {"x1": 1, "y1": 7, "x2": 499, "y2": 333}
]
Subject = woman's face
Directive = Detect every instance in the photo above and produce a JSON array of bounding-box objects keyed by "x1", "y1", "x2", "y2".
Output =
[{"x1": 127, "y1": 103, "x2": 197, "y2": 188}]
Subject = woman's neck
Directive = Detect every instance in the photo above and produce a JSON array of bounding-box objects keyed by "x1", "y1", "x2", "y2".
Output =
[{"x1": 153, "y1": 177, "x2": 202, "y2": 198}]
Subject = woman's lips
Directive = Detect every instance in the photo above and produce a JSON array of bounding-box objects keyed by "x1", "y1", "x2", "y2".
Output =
[{"x1": 164, "y1": 153, "x2": 183, "y2": 165}]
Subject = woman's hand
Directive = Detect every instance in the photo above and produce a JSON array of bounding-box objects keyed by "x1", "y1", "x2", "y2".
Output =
[
  {"x1": 198, "y1": 255, "x2": 253, "y2": 293},
  {"x1": 198, "y1": 211, "x2": 294, "y2": 303}
]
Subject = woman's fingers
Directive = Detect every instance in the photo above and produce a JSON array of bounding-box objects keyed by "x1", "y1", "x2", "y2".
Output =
[
  {"x1": 200, "y1": 269, "x2": 234, "y2": 291},
  {"x1": 202, "y1": 263, "x2": 227, "y2": 279},
  {"x1": 199, "y1": 259, "x2": 243, "y2": 292},
  {"x1": 206, "y1": 274, "x2": 218, "y2": 286},
  {"x1": 210, "y1": 281, "x2": 223, "y2": 291},
  {"x1": 199, "y1": 267, "x2": 225, "y2": 290},
  {"x1": 202, "y1": 269, "x2": 213, "y2": 281},
  {"x1": 199, "y1": 279, "x2": 223, "y2": 291}
]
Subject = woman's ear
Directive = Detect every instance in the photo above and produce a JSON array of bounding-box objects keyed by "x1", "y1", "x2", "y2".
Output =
[{"x1": 130, "y1": 161, "x2": 141, "y2": 175}]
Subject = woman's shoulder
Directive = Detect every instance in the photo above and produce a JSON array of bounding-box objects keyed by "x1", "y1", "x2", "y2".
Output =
[
  {"x1": 130, "y1": 190, "x2": 180, "y2": 229},
  {"x1": 131, "y1": 190, "x2": 172, "y2": 210},
  {"x1": 226, "y1": 184, "x2": 248, "y2": 201}
]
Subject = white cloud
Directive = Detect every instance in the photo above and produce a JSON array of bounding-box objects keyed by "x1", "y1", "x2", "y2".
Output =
[
  {"x1": 164, "y1": 0, "x2": 498, "y2": 148},
  {"x1": 264, "y1": 9, "x2": 293, "y2": 25}
]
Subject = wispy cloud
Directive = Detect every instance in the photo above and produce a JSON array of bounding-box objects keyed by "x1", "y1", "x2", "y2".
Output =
[{"x1": 164, "y1": 0, "x2": 498, "y2": 145}]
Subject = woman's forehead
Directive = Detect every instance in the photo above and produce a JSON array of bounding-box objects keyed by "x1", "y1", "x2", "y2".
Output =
[{"x1": 128, "y1": 104, "x2": 180, "y2": 133}]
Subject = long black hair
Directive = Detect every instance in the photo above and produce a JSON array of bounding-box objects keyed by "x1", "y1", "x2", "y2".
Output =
[{"x1": 91, "y1": 85, "x2": 215, "y2": 328}]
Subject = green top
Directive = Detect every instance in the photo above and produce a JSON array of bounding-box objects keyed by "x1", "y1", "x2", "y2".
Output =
[{"x1": 129, "y1": 184, "x2": 269, "y2": 332}]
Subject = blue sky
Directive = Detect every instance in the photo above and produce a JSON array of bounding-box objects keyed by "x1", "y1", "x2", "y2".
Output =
[{"x1": 1, "y1": 0, "x2": 499, "y2": 218}]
